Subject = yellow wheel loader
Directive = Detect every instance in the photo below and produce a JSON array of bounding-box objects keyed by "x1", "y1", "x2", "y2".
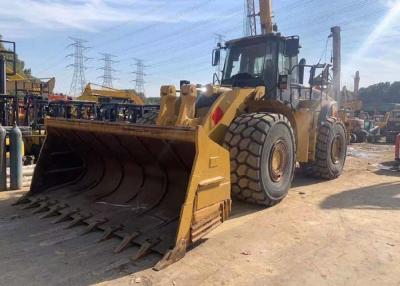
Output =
[{"x1": 15, "y1": 0, "x2": 347, "y2": 270}]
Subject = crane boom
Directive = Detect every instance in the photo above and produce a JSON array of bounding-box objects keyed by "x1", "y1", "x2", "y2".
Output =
[{"x1": 259, "y1": 0, "x2": 273, "y2": 34}]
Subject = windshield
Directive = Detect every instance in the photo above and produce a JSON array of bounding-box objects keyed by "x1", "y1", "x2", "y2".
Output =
[{"x1": 221, "y1": 41, "x2": 276, "y2": 89}]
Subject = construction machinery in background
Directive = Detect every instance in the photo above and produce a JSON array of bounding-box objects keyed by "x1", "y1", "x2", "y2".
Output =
[
  {"x1": 384, "y1": 105, "x2": 400, "y2": 143},
  {"x1": 15, "y1": 0, "x2": 347, "y2": 270},
  {"x1": 78, "y1": 83, "x2": 144, "y2": 105},
  {"x1": 338, "y1": 72, "x2": 400, "y2": 144},
  {"x1": 339, "y1": 71, "x2": 369, "y2": 143},
  {"x1": 364, "y1": 105, "x2": 400, "y2": 144},
  {"x1": 1, "y1": 40, "x2": 159, "y2": 163},
  {"x1": 0, "y1": 40, "x2": 46, "y2": 161}
]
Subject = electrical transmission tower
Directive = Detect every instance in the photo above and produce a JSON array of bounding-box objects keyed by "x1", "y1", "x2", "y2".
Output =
[
  {"x1": 67, "y1": 37, "x2": 90, "y2": 97},
  {"x1": 244, "y1": 0, "x2": 257, "y2": 36},
  {"x1": 98, "y1": 53, "x2": 117, "y2": 88},
  {"x1": 132, "y1": 58, "x2": 147, "y2": 99}
]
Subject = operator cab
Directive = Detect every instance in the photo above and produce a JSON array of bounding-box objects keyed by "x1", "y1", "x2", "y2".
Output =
[
  {"x1": 213, "y1": 34, "x2": 332, "y2": 107},
  {"x1": 220, "y1": 34, "x2": 299, "y2": 91}
]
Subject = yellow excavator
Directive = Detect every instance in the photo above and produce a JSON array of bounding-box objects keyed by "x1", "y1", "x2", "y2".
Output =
[
  {"x1": 78, "y1": 83, "x2": 144, "y2": 105},
  {"x1": 15, "y1": 0, "x2": 347, "y2": 270}
]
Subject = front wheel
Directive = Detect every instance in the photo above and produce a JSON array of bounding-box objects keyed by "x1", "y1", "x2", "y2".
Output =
[{"x1": 223, "y1": 113, "x2": 296, "y2": 206}]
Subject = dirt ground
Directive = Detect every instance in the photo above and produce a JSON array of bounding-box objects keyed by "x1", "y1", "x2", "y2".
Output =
[{"x1": 0, "y1": 143, "x2": 399, "y2": 286}]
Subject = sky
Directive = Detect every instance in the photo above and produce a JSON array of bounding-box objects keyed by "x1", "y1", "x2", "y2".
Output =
[{"x1": 1, "y1": 0, "x2": 400, "y2": 97}]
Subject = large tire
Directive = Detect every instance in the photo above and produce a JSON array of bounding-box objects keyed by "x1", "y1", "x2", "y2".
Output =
[
  {"x1": 302, "y1": 118, "x2": 347, "y2": 179},
  {"x1": 356, "y1": 130, "x2": 368, "y2": 143},
  {"x1": 223, "y1": 113, "x2": 296, "y2": 206},
  {"x1": 137, "y1": 110, "x2": 159, "y2": 125}
]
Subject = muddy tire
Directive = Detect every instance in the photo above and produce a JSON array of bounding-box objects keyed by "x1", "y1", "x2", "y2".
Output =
[
  {"x1": 223, "y1": 113, "x2": 296, "y2": 207},
  {"x1": 350, "y1": 133, "x2": 357, "y2": 143},
  {"x1": 302, "y1": 118, "x2": 347, "y2": 179},
  {"x1": 137, "y1": 111, "x2": 159, "y2": 125}
]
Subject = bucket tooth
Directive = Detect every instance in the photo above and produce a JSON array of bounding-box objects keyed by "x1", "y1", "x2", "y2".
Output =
[
  {"x1": 32, "y1": 201, "x2": 56, "y2": 214},
  {"x1": 113, "y1": 232, "x2": 140, "y2": 254},
  {"x1": 64, "y1": 213, "x2": 92, "y2": 229},
  {"x1": 131, "y1": 238, "x2": 160, "y2": 261},
  {"x1": 22, "y1": 198, "x2": 46, "y2": 210},
  {"x1": 40, "y1": 204, "x2": 68, "y2": 219},
  {"x1": 97, "y1": 225, "x2": 123, "y2": 242},
  {"x1": 81, "y1": 218, "x2": 108, "y2": 236},
  {"x1": 12, "y1": 195, "x2": 31, "y2": 206},
  {"x1": 52, "y1": 209, "x2": 79, "y2": 224},
  {"x1": 153, "y1": 239, "x2": 187, "y2": 271}
]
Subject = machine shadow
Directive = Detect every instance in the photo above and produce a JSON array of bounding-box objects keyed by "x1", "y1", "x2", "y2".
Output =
[
  {"x1": 372, "y1": 160, "x2": 400, "y2": 177},
  {"x1": 0, "y1": 192, "x2": 158, "y2": 286},
  {"x1": 320, "y1": 182, "x2": 400, "y2": 210},
  {"x1": 229, "y1": 199, "x2": 265, "y2": 219},
  {"x1": 291, "y1": 168, "x2": 325, "y2": 188}
]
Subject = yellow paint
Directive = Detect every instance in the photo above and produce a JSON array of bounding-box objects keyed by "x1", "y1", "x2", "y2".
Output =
[
  {"x1": 5, "y1": 137, "x2": 25, "y2": 158},
  {"x1": 78, "y1": 83, "x2": 144, "y2": 105}
]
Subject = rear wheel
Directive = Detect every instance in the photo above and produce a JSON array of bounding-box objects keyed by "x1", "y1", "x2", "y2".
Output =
[
  {"x1": 302, "y1": 118, "x2": 347, "y2": 179},
  {"x1": 223, "y1": 113, "x2": 295, "y2": 206},
  {"x1": 137, "y1": 110, "x2": 159, "y2": 125}
]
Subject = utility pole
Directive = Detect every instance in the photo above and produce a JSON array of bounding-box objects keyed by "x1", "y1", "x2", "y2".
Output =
[
  {"x1": 331, "y1": 26, "x2": 341, "y2": 104},
  {"x1": 98, "y1": 53, "x2": 117, "y2": 88},
  {"x1": 244, "y1": 0, "x2": 257, "y2": 36},
  {"x1": 214, "y1": 33, "x2": 225, "y2": 77},
  {"x1": 132, "y1": 58, "x2": 147, "y2": 99},
  {"x1": 354, "y1": 71, "x2": 360, "y2": 100},
  {"x1": 67, "y1": 37, "x2": 90, "y2": 97}
]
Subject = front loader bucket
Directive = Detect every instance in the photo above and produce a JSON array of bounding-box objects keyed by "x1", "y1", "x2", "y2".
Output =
[{"x1": 16, "y1": 118, "x2": 231, "y2": 270}]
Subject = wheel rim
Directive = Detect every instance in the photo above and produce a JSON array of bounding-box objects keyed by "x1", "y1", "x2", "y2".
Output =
[
  {"x1": 331, "y1": 135, "x2": 342, "y2": 164},
  {"x1": 269, "y1": 140, "x2": 288, "y2": 183}
]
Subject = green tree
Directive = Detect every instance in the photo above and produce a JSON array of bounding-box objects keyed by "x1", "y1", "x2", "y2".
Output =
[{"x1": 359, "y1": 81, "x2": 400, "y2": 112}]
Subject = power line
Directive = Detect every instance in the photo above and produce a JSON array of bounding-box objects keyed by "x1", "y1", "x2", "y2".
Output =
[
  {"x1": 67, "y1": 37, "x2": 90, "y2": 97},
  {"x1": 97, "y1": 0, "x2": 217, "y2": 51},
  {"x1": 98, "y1": 53, "x2": 118, "y2": 88}
]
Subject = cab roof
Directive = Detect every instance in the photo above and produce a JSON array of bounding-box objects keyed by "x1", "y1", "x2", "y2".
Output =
[{"x1": 225, "y1": 33, "x2": 289, "y2": 47}]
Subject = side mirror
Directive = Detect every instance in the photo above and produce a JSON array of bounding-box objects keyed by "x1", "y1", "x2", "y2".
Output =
[
  {"x1": 298, "y1": 58, "x2": 306, "y2": 85},
  {"x1": 278, "y1": 74, "x2": 288, "y2": 90},
  {"x1": 309, "y1": 66, "x2": 316, "y2": 86},
  {"x1": 212, "y1": 48, "x2": 221, "y2": 67}
]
